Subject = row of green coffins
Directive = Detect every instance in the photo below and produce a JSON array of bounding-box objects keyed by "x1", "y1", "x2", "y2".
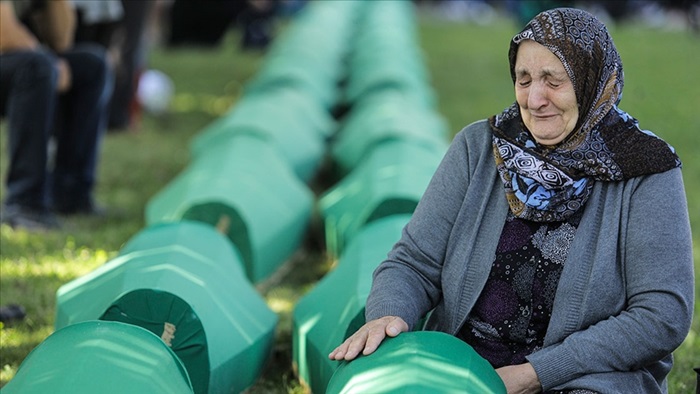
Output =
[
  {"x1": 245, "y1": 0, "x2": 364, "y2": 110},
  {"x1": 4, "y1": 131, "x2": 315, "y2": 393},
  {"x1": 4, "y1": 1, "x2": 366, "y2": 392},
  {"x1": 3, "y1": 221, "x2": 276, "y2": 394},
  {"x1": 290, "y1": 0, "x2": 506, "y2": 393},
  {"x1": 343, "y1": 0, "x2": 437, "y2": 108}
]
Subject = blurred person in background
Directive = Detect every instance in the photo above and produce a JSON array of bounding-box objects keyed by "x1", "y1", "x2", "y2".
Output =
[
  {"x1": 71, "y1": 0, "x2": 158, "y2": 131},
  {"x1": 330, "y1": 7, "x2": 693, "y2": 393},
  {"x1": 166, "y1": 0, "x2": 279, "y2": 50},
  {"x1": 0, "y1": 0, "x2": 113, "y2": 231},
  {"x1": 107, "y1": 0, "x2": 157, "y2": 131}
]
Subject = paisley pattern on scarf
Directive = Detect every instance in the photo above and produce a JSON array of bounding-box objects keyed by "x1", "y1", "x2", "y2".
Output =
[{"x1": 489, "y1": 8, "x2": 681, "y2": 222}]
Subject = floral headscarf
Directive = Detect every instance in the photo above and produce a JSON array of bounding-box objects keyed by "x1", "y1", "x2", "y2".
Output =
[{"x1": 490, "y1": 7, "x2": 681, "y2": 222}]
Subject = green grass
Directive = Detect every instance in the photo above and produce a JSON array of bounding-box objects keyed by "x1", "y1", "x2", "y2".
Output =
[{"x1": 1, "y1": 11, "x2": 699, "y2": 393}]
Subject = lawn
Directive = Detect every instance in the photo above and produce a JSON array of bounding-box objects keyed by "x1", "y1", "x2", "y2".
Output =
[{"x1": 1, "y1": 7, "x2": 698, "y2": 393}]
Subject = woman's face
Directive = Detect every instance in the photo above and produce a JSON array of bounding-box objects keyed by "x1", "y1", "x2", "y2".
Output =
[{"x1": 514, "y1": 40, "x2": 579, "y2": 146}]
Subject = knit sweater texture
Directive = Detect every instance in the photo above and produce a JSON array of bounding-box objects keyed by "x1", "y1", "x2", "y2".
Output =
[{"x1": 365, "y1": 120, "x2": 694, "y2": 393}]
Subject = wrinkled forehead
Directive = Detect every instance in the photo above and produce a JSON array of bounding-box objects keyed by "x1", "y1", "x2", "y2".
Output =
[
  {"x1": 509, "y1": 10, "x2": 581, "y2": 83},
  {"x1": 512, "y1": 31, "x2": 572, "y2": 76}
]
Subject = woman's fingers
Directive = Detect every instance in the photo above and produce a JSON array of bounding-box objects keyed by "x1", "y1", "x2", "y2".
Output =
[
  {"x1": 328, "y1": 316, "x2": 407, "y2": 361},
  {"x1": 347, "y1": 325, "x2": 382, "y2": 360},
  {"x1": 327, "y1": 335, "x2": 351, "y2": 360},
  {"x1": 328, "y1": 324, "x2": 377, "y2": 361},
  {"x1": 361, "y1": 316, "x2": 408, "y2": 355},
  {"x1": 360, "y1": 325, "x2": 386, "y2": 356}
]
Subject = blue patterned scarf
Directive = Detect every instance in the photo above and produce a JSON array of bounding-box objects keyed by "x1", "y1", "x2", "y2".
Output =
[{"x1": 490, "y1": 8, "x2": 681, "y2": 222}]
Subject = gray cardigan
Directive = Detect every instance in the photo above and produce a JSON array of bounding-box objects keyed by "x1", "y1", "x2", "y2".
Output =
[{"x1": 365, "y1": 120, "x2": 694, "y2": 392}]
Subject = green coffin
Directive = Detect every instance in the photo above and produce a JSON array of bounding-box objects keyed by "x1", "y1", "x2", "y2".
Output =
[
  {"x1": 244, "y1": 49, "x2": 341, "y2": 111},
  {"x1": 345, "y1": 43, "x2": 433, "y2": 108},
  {"x1": 191, "y1": 87, "x2": 335, "y2": 182},
  {"x1": 2, "y1": 320, "x2": 193, "y2": 394},
  {"x1": 146, "y1": 134, "x2": 314, "y2": 283},
  {"x1": 327, "y1": 331, "x2": 507, "y2": 394},
  {"x1": 331, "y1": 90, "x2": 448, "y2": 174},
  {"x1": 320, "y1": 139, "x2": 445, "y2": 257}
]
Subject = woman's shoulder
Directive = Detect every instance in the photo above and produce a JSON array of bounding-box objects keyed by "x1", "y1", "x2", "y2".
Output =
[
  {"x1": 455, "y1": 119, "x2": 491, "y2": 137},
  {"x1": 452, "y1": 119, "x2": 493, "y2": 148}
]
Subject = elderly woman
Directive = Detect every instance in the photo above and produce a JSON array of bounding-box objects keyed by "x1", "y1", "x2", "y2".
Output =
[{"x1": 329, "y1": 7, "x2": 694, "y2": 394}]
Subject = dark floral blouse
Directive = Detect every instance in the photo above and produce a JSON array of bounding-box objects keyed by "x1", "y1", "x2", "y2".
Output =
[{"x1": 458, "y1": 210, "x2": 582, "y2": 368}]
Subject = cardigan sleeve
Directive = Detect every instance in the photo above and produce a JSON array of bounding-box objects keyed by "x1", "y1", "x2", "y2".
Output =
[
  {"x1": 365, "y1": 126, "x2": 474, "y2": 329},
  {"x1": 526, "y1": 168, "x2": 695, "y2": 391}
]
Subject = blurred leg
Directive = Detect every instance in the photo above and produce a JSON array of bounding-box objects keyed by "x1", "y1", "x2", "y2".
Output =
[
  {"x1": 0, "y1": 50, "x2": 62, "y2": 230},
  {"x1": 51, "y1": 44, "x2": 113, "y2": 213},
  {"x1": 109, "y1": 0, "x2": 155, "y2": 131},
  {"x1": 0, "y1": 50, "x2": 57, "y2": 210}
]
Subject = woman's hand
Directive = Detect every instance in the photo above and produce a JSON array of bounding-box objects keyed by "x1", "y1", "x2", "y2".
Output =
[
  {"x1": 328, "y1": 316, "x2": 408, "y2": 361},
  {"x1": 496, "y1": 363, "x2": 542, "y2": 394}
]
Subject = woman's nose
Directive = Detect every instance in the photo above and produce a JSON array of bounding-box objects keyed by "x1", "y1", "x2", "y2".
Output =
[{"x1": 528, "y1": 83, "x2": 548, "y2": 109}]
